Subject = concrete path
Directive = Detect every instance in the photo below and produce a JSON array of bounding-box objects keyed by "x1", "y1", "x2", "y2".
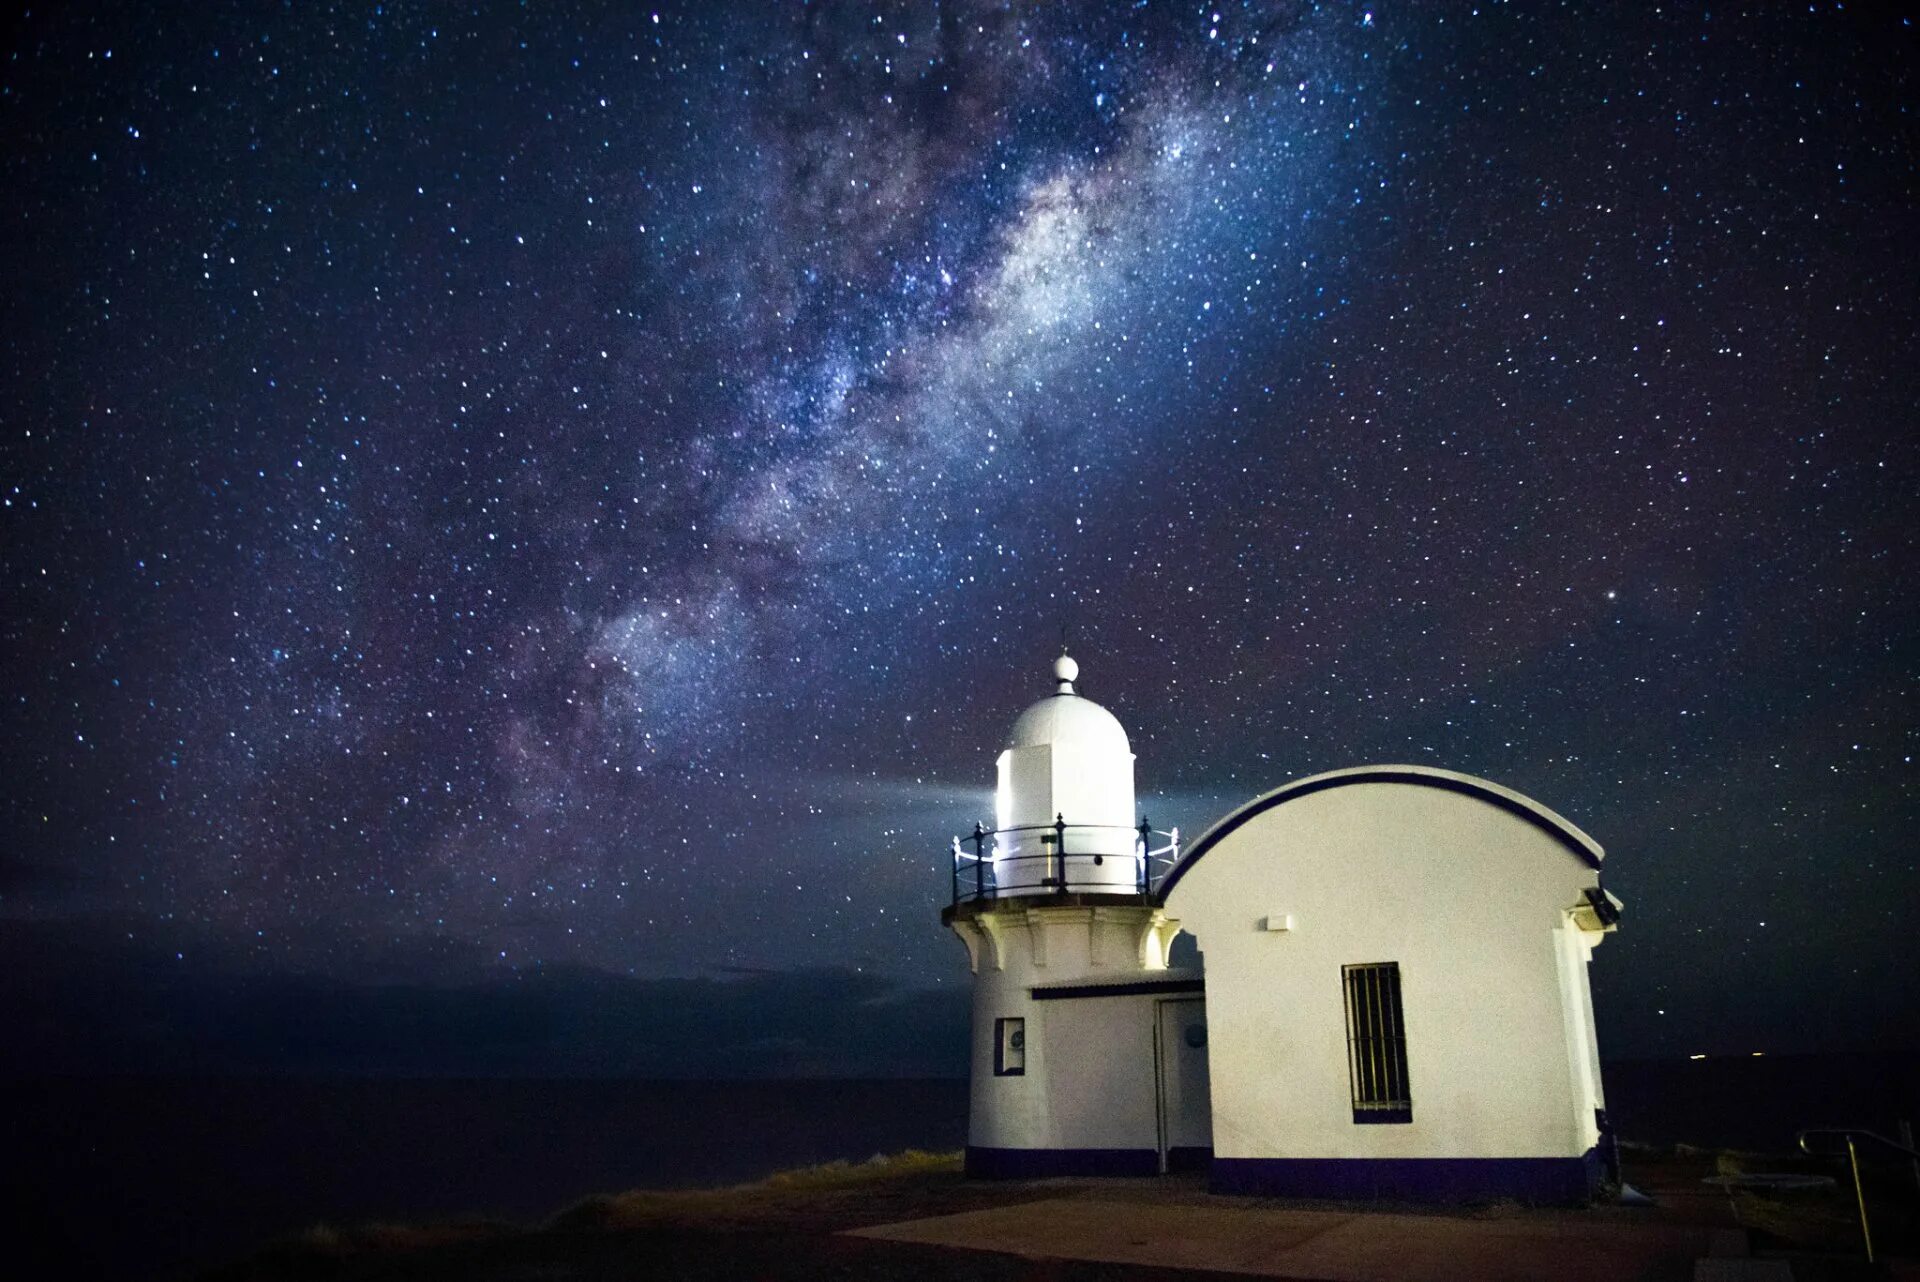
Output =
[{"x1": 848, "y1": 1194, "x2": 1716, "y2": 1281}]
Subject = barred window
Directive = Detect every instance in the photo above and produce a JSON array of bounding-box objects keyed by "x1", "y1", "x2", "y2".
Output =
[
  {"x1": 994, "y1": 1017, "x2": 1026, "y2": 1077},
  {"x1": 1342, "y1": 962, "x2": 1411, "y2": 1124}
]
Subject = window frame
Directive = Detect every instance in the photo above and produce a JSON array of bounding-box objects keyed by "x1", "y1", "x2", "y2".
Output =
[
  {"x1": 993, "y1": 1016, "x2": 1026, "y2": 1077},
  {"x1": 1342, "y1": 961, "x2": 1412, "y2": 1124}
]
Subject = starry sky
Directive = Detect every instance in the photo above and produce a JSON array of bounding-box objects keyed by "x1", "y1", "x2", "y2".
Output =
[{"x1": 3, "y1": 1, "x2": 1915, "y2": 1074}]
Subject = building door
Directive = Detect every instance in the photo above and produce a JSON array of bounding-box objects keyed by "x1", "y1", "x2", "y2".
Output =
[{"x1": 1154, "y1": 997, "x2": 1212, "y2": 1173}]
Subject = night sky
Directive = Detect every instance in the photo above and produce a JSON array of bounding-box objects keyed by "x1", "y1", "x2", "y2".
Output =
[{"x1": 4, "y1": 2, "x2": 1915, "y2": 1075}]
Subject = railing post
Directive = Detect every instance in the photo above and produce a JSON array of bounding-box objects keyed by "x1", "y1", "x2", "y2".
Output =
[
  {"x1": 1054, "y1": 813, "x2": 1068, "y2": 893},
  {"x1": 1137, "y1": 816, "x2": 1152, "y2": 895},
  {"x1": 951, "y1": 836, "x2": 961, "y2": 906},
  {"x1": 1847, "y1": 1134, "x2": 1875, "y2": 1263},
  {"x1": 971, "y1": 821, "x2": 987, "y2": 900}
]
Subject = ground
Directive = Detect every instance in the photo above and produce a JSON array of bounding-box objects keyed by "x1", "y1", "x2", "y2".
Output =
[{"x1": 200, "y1": 1146, "x2": 1917, "y2": 1281}]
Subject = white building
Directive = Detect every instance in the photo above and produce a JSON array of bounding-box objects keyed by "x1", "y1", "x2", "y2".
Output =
[{"x1": 942, "y1": 653, "x2": 1623, "y2": 1202}]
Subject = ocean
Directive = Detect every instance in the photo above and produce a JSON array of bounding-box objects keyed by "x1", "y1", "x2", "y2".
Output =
[{"x1": 9, "y1": 1076, "x2": 971, "y2": 1281}]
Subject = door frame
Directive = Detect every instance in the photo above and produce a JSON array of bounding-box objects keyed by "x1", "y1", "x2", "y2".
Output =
[{"x1": 1153, "y1": 995, "x2": 1207, "y2": 1174}]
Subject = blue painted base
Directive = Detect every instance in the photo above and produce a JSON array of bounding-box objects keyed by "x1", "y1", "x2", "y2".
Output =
[
  {"x1": 1165, "y1": 1145, "x2": 1213, "y2": 1174},
  {"x1": 965, "y1": 1146, "x2": 1160, "y2": 1178},
  {"x1": 1210, "y1": 1151, "x2": 1602, "y2": 1205}
]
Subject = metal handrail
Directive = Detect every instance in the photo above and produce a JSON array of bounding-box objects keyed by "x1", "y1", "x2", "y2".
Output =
[
  {"x1": 948, "y1": 816, "x2": 1181, "y2": 906},
  {"x1": 1796, "y1": 1127, "x2": 1920, "y2": 1264},
  {"x1": 1797, "y1": 1127, "x2": 1920, "y2": 1162},
  {"x1": 974, "y1": 822, "x2": 1149, "y2": 835}
]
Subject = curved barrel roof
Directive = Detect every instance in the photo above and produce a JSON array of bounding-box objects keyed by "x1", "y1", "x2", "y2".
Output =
[{"x1": 1155, "y1": 764, "x2": 1604, "y2": 901}]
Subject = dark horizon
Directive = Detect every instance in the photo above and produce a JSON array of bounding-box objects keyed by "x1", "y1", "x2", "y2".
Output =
[
  {"x1": 4, "y1": 1, "x2": 1916, "y2": 1080},
  {"x1": 3, "y1": 913, "x2": 1913, "y2": 1081}
]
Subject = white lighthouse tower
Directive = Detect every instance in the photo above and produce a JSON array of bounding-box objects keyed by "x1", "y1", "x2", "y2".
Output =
[{"x1": 943, "y1": 651, "x2": 1201, "y2": 1177}]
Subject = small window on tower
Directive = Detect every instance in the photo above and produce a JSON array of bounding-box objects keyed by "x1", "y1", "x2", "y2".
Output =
[
  {"x1": 994, "y1": 1017, "x2": 1026, "y2": 1076},
  {"x1": 1342, "y1": 962, "x2": 1412, "y2": 1124}
]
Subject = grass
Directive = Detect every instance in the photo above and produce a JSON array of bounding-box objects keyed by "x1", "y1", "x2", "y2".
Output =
[
  {"x1": 232, "y1": 1150, "x2": 969, "y2": 1272},
  {"x1": 761, "y1": 1149, "x2": 962, "y2": 1189},
  {"x1": 547, "y1": 1149, "x2": 965, "y2": 1232},
  {"x1": 294, "y1": 1219, "x2": 517, "y2": 1255}
]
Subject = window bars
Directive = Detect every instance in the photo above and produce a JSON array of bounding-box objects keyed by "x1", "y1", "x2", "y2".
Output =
[{"x1": 1342, "y1": 962, "x2": 1412, "y2": 1124}]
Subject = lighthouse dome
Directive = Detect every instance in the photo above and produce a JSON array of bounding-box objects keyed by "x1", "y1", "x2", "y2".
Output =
[
  {"x1": 993, "y1": 651, "x2": 1140, "y2": 895},
  {"x1": 1006, "y1": 683, "x2": 1131, "y2": 754}
]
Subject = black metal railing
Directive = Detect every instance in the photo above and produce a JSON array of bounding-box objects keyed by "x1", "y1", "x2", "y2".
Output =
[
  {"x1": 948, "y1": 815, "x2": 1181, "y2": 906},
  {"x1": 1797, "y1": 1126, "x2": 1920, "y2": 1264}
]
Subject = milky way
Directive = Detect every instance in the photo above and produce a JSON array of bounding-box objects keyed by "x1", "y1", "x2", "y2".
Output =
[{"x1": 4, "y1": 2, "x2": 1915, "y2": 1059}]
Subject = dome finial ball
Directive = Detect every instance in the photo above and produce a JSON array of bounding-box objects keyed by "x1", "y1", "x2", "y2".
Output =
[{"x1": 1053, "y1": 653, "x2": 1079, "y2": 688}]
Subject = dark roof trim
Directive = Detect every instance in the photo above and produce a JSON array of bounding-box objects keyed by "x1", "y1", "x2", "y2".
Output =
[
  {"x1": 1155, "y1": 766, "x2": 1604, "y2": 902},
  {"x1": 1031, "y1": 977, "x2": 1205, "y2": 1001}
]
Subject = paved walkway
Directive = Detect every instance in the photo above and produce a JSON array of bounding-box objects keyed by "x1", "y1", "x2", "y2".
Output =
[{"x1": 848, "y1": 1194, "x2": 1716, "y2": 1281}]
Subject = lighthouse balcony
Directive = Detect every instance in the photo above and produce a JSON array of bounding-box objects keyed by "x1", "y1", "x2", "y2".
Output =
[{"x1": 947, "y1": 820, "x2": 1181, "y2": 908}]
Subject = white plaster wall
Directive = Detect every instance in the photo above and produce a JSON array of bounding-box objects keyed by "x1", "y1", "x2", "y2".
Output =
[
  {"x1": 1036, "y1": 995, "x2": 1160, "y2": 1148},
  {"x1": 1554, "y1": 918, "x2": 1607, "y2": 1149},
  {"x1": 956, "y1": 902, "x2": 1174, "y2": 1152},
  {"x1": 1163, "y1": 782, "x2": 1608, "y2": 1162},
  {"x1": 967, "y1": 962, "x2": 1041, "y2": 1149}
]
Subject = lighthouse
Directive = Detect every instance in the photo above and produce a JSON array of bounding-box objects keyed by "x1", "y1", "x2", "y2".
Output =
[
  {"x1": 938, "y1": 650, "x2": 1623, "y2": 1201},
  {"x1": 943, "y1": 651, "x2": 1201, "y2": 1177}
]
